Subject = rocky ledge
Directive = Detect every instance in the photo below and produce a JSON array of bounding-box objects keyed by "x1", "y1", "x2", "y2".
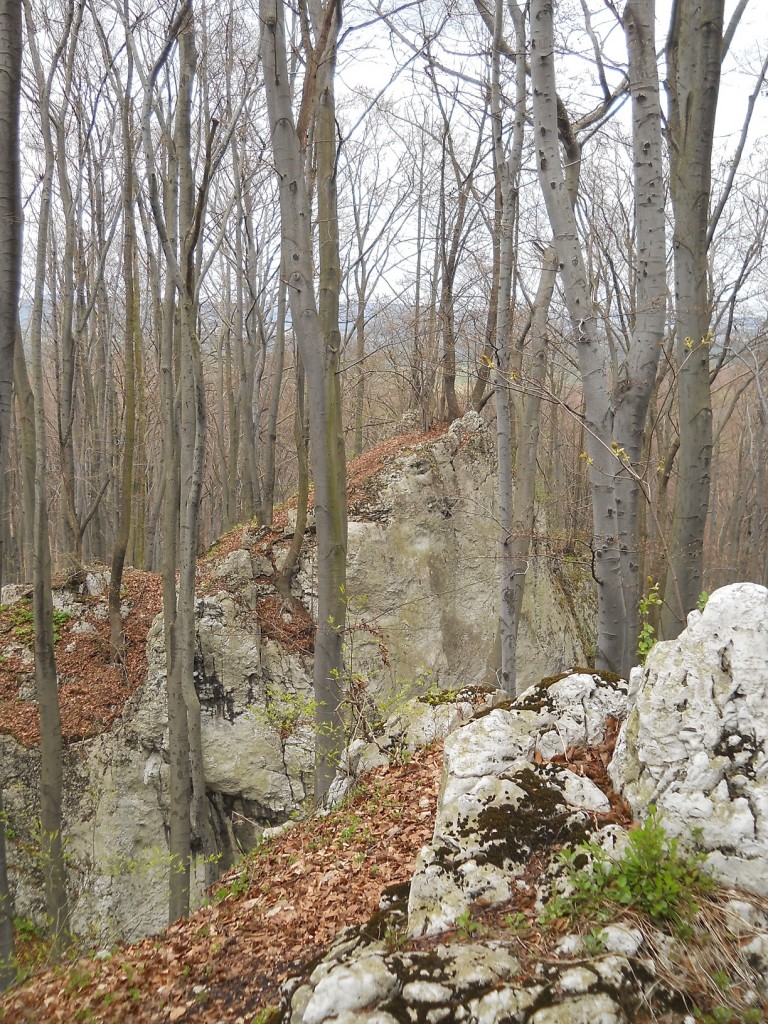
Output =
[{"x1": 279, "y1": 583, "x2": 768, "y2": 1024}]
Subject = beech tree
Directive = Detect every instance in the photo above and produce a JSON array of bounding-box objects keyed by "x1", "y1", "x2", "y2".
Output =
[
  {"x1": 0, "y1": 0, "x2": 22, "y2": 986},
  {"x1": 260, "y1": 0, "x2": 348, "y2": 801},
  {"x1": 660, "y1": 0, "x2": 733, "y2": 636},
  {"x1": 22, "y1": 0, "x2": 75, "y2": 950},
  {"x1": 530, "y1": 0, "x2": 665, "y2": 675}
]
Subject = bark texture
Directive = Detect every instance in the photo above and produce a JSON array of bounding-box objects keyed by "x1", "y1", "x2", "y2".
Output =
[{"x1": 661, "y1": 0, "x2": 725, "y2": 637}]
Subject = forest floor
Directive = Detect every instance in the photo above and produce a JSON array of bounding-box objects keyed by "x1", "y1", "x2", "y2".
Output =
[
  {"x1": 3, "y1": 713, "x2": 759, "y2": 1024},
  {"x1": 0, "y1": 745, "x2": 443, "y2": 1023},
  {"x1": 0, "y1": 568, "x2": 163, "y2": 747},
  {"x1": 0, "y1": 722, "x2": 635, "y2": 1024}
]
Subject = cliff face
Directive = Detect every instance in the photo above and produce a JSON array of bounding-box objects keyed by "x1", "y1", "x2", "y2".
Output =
[
  {"x1": 303, "y1": 412, "x2": 591, "y2": 697},
  {"x1": 0, "y1": 413, "x2": 591, "y2": 942}
]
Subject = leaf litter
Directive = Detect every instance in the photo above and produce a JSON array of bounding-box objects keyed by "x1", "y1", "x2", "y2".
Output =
[{"x1": 0, "y1": 746, "x2": 442, "y2": 1023}]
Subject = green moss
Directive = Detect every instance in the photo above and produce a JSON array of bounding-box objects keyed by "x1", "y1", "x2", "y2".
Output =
[
  {"x1": 470, "y1": 700, "x2": 513, "y2": 721},
  {"x1": 471, "y1": 766, "x2": 591, "y2": 869}
]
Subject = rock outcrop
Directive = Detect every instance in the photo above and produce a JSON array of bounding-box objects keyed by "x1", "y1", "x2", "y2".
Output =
[
  {"x1": 1, "y1": 415, "x2": 590, "y2": 942},
  {"x1": 305, "y1": 413, "x2": 591, "y2": 697},
  {"x1": 610, "y1": 581, "x2": 768, "y2": 897},
  {"x1": 1, "y1": 582, "x2": 315, "y2": 942},
  {"x1": 406, "y1": 673, "x2": 626, "y2": 939},
  {"x1": 279, "y1": 586, "x2": 768, "y2": 1024}
]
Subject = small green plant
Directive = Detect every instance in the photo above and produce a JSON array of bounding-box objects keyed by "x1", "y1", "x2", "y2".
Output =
[
  {"x1": 335, "y1": 813, "x2": 374, "y2": 848},
  {"x1": 455, "y1": 909, "x2": 482, "y2": 940},
  {"x1": 52, "y1": 609, "x2": 72, "y2": 643},
  {"x1": 388, "y1": 741, "x2": 412, "y2": 766},
  {"x1": 501, "y1": 912, "x2": 530, "y2": 935},
  {"x1": 213, "y1": 870, "x2": 250, "y2": 903},
  {"x1": 250, "y1": 1007, "x2": 279, "y2": 1024},
  {"x1": 694, "y1": 1008, "x2": 762, "y2": 1024},
  {"x1": 710, "y1": 970, "x2": 733, "y2": 993},
  {"x1": 637, "y1": 581, "x2": 662, "y2": 663},
  {"x1": 697, "y1": 591, "x2": 709, "y2": 612},
  {"x1": 0, "y1": 601, "x2": 72, "y2": 646},
  {"x1": 255, "y1": 687, "x2": 319, "y2": 743},
  {"x1": 420, "y1": 675, "x2": 460, "y2": 706},
  {"x1": 583, "y1": 928, "x2": 607, "y2": 954},
  {"x1": 383, "y1": 923, "x2": 408, "y2": 952},
  {"x1": 544, "y1": 808, "x2": 713, "y2": 937},
  {"x1": 65, "y1": 964, "x2": 93, "y2": 995}
]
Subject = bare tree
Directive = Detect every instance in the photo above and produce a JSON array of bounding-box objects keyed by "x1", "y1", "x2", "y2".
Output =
[
  {"x1": 0, "y1": 0, "x2": 23, "y2": 986},
  {"x1": 261, "y1": 0, "x2": 348, "y2": 802},
  {"x1": 22, "y1": 0, "x2": 74, "y2": 951},
  {"x1": 530, "y1": 0, "x2": 665, "y2": 675},
  {"x1": 660, "y1": 0, "x2": 734, "y2": 636}
]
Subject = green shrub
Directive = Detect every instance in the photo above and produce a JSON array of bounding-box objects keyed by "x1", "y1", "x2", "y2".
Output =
[{"x1": 544, "y1": 808, "x2": 713, "y2": 937}]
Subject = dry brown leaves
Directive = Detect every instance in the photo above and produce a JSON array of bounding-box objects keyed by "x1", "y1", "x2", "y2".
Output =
[
  {"x1": 198, "y1": 425, "x2": 449, "y2": 569},
  {"x1": 345, "y1": 426, "x2": 447, "y2": 513},
  {"x1": 0, "y1": 745, "x2": 443, "y2": 1024},
  {"x1": 253, "y1": 594, "x2": 315, "y2": 655},
  {"x1": 534, "y1": 715, "x2": 634, "y2": 827},
  {"x1": 0, "y1": 570, "x2": 162, "y2": 748}
]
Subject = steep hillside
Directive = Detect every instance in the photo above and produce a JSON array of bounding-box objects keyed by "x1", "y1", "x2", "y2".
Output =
[
  {"x1": 0, "y1": 415, "x2": 592, "y2": 944},
  {"x1": 0, "y1": 747, "x2": 443, "y2": 1023}
]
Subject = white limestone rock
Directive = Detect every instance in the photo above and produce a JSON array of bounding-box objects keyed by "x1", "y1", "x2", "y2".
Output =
[
  {"x1": 597, "y1": 925, "x2": 645, "y2": 956},
  {"x1": 407, "y1": 754, "x2": 607, "y2": 938},
  {"x1": 302, "y1": 955, "x2": 399, "y2": 1024},
  {"x1": 517, "y1": 671, "x2": 628, "y2": 759},
  {"x1": 305, "y1": 412, "x2": 591, "y2": 697},
  {"x1": 406, "y1": 676, "x2": 629, "y2": 940},
  {"x1": 529, "y1": 993, "x2": 628, "y2": 1023},
  {"x1": 610, "y1": 582, "x2": 768, "y2": 896},
  {"x1": 281, "y1": 939, "x2": 646, "y2": 1024}
]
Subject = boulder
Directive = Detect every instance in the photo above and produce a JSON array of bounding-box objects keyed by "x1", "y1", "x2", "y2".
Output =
[
  {"x1": 610, "y1": 582, "x2": 768, "y2": 896},
  {"x1": 298, "y1": 413, "x2": 592, "y2": 697},
  {"x1": 407, "y1": 674, "x2": 626, "y2": 938}
]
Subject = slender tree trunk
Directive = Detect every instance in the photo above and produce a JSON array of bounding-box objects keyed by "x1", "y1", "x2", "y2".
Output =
[
  {"x1": 530, "y1": 0, "x2": 624, "y2": 672},
  {"x1": 276, "y1": 354, "x2": 309, "y2": 597},
  {"x1": 660, "y1": 0, "x2": 725, "y2": 637},
  {"x1": 261, "y1": 0, "x2": 348, "y2": 804},
  {"x1": 109, "y1": 48, "x2": 138, "y2": 663},
  {"x1": 0, "y1": 0, "x2": 22, "y2": 984},
  {"x1": 613, "y1": 0, "x2": 667, "y2": 671},
  {"x1": 512, "y1": 245, "x2": 557, "y2": 630},
  {"x1": 13, "y1": 336, "x2": 35, "y2": 581},
  {"x1": 262, "y1": 271, "x2": 286, "y2": 521},
  {"x1": 23, "y1": 0, "x2": 72, "y2": 951},
  {"x1": 489, "y1": 0, "x2": 525, "y2": 696}
]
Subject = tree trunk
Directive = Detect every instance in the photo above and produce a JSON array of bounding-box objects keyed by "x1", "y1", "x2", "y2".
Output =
[
  {"x1": 262, "y1": 271, "x2": 286, "y2": 522},
  {"x1": 0, "y1": 0, "x2": 22, "y2": 983},
  {"x1": 489, "y1": 0, "x2": 526, "y2": 696},
  {"x1": 23, "y1": 0, "x2": 72, "y2": 951},
  {"x1": 261, "y1": 0, "x2": 348, "y2": 804},
  {"x1": 660, "y1": 0, "x2": 725, "y2": 637},
  {"x1": 530, "y1": 0, "x2": 624, "y2": 673},
  {"x1": 109, "y1": 48, "x2": 138, "y2": 663},
  {"x1": 613, "y1": 0, "x2": 667, "y2": 671},
  {"x1": 276, "y1": 354, "x2": 309, "y2": 596}
]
